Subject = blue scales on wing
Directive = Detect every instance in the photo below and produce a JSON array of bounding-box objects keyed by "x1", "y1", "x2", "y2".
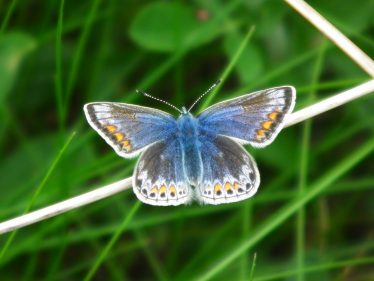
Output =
[
  {"x1": 198, "y1": 86, "x2": 296, "y2": 148},
  {"x1": 84, "y1": 102, "x2": 177, "y2": 158}
]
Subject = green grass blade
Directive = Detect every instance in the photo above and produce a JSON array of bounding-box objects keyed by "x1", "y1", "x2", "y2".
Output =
[
  {"x1": 0, "y1": 0, "x2": 18, "y2": 35},
  {"x1": 83, "y1": 201, "x2": 141, "y2": 281},
  {"x1": 255, "y1": 256, "x2": 374, "y2": 281},
  {"x1": 198, "y1": 26, "x2": 255, "y2": 112},
  {"x1": 228, "y1": 47, "x2": 322, "y2": 98},
  {"x1": 248, "y1": 252, "x2": 257, "y2": 281},
  {"x1": 296, "y1": 41, "x2": 326, "y2": 281},
  {"x1": 134, "y1": 230, "x2": 170, "y2": 281},
  {"x1": 55, "y1": 0, "x2": 65, "y2": 131},
  {"x1": 176, "y1": 215, "x2": 240, "y2": 281},
  {"x1": 64, "y1": 0, "x2": 101, "y2": 116},
  {"x1": 0, "y1": 131, "x2": 76, "y2": 262},
  {"x1": 240, "y1": 202, "x2": 253, "y2": 280}
]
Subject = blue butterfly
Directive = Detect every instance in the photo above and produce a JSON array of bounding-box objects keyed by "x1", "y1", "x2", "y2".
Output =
[{"x1": 84, "y1": 85, "x2": 296, "y2": 206}]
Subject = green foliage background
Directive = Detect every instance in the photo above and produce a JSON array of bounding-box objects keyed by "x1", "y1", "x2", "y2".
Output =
[{"x1": 0, "y1": 1, "x2": 373, "y2": 280}]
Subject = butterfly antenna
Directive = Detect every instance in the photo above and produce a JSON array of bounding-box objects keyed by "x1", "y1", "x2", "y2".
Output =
[
  {"x1": 188, "y1": 79, "x2": 221, "y2": 112},
  {"x1": 137, "y1": 90, "x2": 182, "y2": 114}
]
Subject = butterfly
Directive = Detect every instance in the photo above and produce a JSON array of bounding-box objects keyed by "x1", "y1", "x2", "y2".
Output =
[{"x1": 84, "y1": 85, "x2": 296, "y2": 206}]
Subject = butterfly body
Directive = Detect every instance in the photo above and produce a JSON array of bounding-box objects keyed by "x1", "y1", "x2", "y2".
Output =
[
  {"x1": 84, "y1": 86, "x2": 296, "y2": 206},
  {"x1": 177, "y1": 110, "x2": 203, "y2": 186}
]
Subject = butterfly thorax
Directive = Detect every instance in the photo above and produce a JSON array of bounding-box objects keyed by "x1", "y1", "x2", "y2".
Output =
[
  {"x1": 177, "y1": 111, "x2": 197, "y2": 137},
  {"x1": 177, "y1": 112, "x2": 203, "y2": 186}
]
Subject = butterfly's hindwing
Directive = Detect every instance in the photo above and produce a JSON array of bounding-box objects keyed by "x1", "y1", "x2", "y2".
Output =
[
  {"x1": 198, "y1": 86, "x2": 295, "y2": 148},
  {"x1": 133, "y1": 139, "x2": 191, "y2": 206},
  {"x1": 84, "y1": 102, "x2": 177, "y2": 158},
  {"x1": 196, "y1": 135, "x2": 260, "y2": 205}
]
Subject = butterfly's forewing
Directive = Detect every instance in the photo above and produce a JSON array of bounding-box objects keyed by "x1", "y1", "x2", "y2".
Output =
[
  {"x1": 198, "y1": 86, "x2": 296, "y2": 148},
  {"x1": 84, "y1": 102, "x2": 177, "y2": 158},
  {"x1": 133, "y1": 139, "x2": 191, "y2": 206},
  {"x1": 196, "y1": 136, "x2": 259, "y2": 205}
]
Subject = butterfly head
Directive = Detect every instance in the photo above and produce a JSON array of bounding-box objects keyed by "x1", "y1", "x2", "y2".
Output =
[
  {"x1": 178, "y1": 106, "x2": 195, "y2": 125},
  {"x1": 181, "y1": 106, "x2": 189, "y2": 115}
]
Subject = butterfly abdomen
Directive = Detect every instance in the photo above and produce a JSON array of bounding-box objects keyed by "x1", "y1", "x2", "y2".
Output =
[{"x1": 177, "y1": 114, "x2": 203, "y2": 186}]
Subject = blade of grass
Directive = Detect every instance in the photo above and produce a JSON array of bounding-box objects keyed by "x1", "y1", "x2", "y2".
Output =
[
  {"x1": 54, "y1": 240, "x2": 143, "y2": 281},
  {"x1": 240, "y1": 201, "x2": 253, "y2": 280},
  {"x1": 254, "y1": 256, "x2": 374, "y2": 281},
  {"x1": 55, "y1": 0, "x2": 65, "y2": 133},
  {"x1": 87, "y1": 0, "x2": 116, "y2": 98},
  {"x1": 44, "y1": 222, "x2": 68, "y2": 281},
  {"x1": 297, "y1": 77, "x2": 367, "y2": 93},
  {"x1": 249, "y1": 253, "x2": 257, "y2": 281},
  {"x1": 296, "y1": 41, "x2": 326, "y2": 281},
  {"x1": 22, "y1": 252, "x2": 38, "y2": 281},
  {"x1": 229, "y1": 47, "x2": 322, "y2": 99},
  {"x1": 83, "y1": 201, "x2": 141, "y2": 281},
  {"x1": 0, "y1": 131, "x2": 76, "y2": 262},
  {"x1": 64, "y1": 0, "x2": 101, "y2": 121},
  {"x1": 110, "y1": 192, "x2": 168, "y2": 281},
  {"x1": 0, "y1": 0, "x2": 18, "y2": 35},
  {"x1": 192, "y1": 135, "x2": 374, "y2": 281},
  {"x1": 75, "y1": 218, "x2": 126, "y2": 281},
  {"x1": 176, "y1": 215, "x2": 240, "y2": 280},
  {"x1": 134, "y1": 230, "x2": 170, "y2": 281},
  {"x1": 198, "y1": 26, "x2": 255, "y2": 111}
]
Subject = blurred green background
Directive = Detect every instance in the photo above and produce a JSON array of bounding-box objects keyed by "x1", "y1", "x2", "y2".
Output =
[{"x1": 0, "y1": 0, "x2": 373, "y2": 280}]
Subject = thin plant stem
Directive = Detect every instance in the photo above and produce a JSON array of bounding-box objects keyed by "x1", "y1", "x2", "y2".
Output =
[{"x1": 284, "y1": 0, "x2": 374, "y2": 77}]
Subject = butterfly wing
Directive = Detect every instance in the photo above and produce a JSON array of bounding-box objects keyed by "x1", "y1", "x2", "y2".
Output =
[
  {"x1": 133, "y1": 138, "x2": 191, "y2": 206},
  {"x1": 198, "y1": 86, "x2": 296, "y2": 148},
  {"x1": 84, "y1": 102, "x2": 177, "y2": 158},
  {"x1": 196, "y1": 135, "x2": 259, "y2": 205}
]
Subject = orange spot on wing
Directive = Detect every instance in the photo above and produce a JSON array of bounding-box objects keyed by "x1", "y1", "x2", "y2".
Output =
[
  {"x1": 262, "y1": 121, "x2": 273, "y2": 130},
  {"x1": 105, "y1": 125, "x2": 117, "y2": 133},
  {"x1": 224, "y1": 182, "x2": 232, "y2": 191},
  {"x1": 169, "y1": 185, "x2": 176, "y2": 196},
  {"x1": 214, "y1": 183, "x2": 222, "y2": 194},
  {"x1": 159, "y1": 184, "x2": 167, "y2": 193},
  {"x1": 113, "y1": 133, "x2": 124, "y2": 141},
  {"x1": 150, "y1": 187, "x2": 158, "y2": 194},
  {"x1": 233, "y1": 182, "x2": 240, "y2": 189},
  {"x1": 121, "y1": 139, "x2": 132, "y2": 152},
  {"x1": 256, "y1": 129, "x2": 265, "y2": 140},
  {"x1": 268, "y1": 111, "x2": 278, "y2": 121}
]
